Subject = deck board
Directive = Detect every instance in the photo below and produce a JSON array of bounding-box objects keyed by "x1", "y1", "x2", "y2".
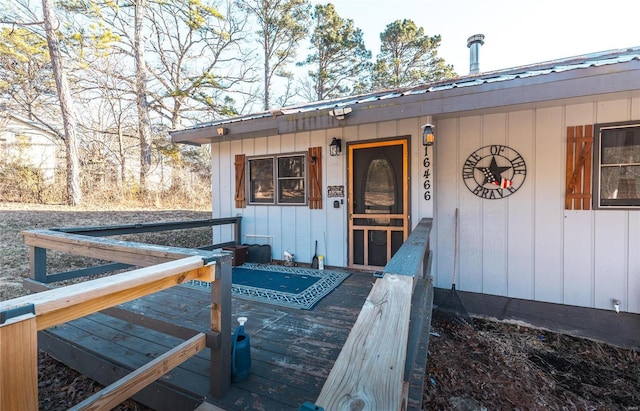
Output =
[{"x1": 40, "y1": 269, "x2": 429, "y2": 410}]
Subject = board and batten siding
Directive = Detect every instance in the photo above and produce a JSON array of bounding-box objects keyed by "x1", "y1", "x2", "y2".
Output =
[
  {"x1": 434, "y1": 96, "x2": 640, "y2": 314},
  {"x1": 210, "y1": 116, "x2": 431, "y2": 267}
]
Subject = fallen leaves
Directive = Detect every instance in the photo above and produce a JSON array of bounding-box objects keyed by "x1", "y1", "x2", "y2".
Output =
[{"x1": 424, "y1": 314, "x2": 640, "y2": 410}]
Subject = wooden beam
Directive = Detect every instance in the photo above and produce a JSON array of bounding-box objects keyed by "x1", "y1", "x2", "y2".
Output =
[
  {"x1": 0, "y1": 314, "x2": 38, "y2": 411},
  {"x1": 316, "y1": 274, "x2": 414, "y2": 411},
  {"x1": 384, "y1": 219, "x2": 432, "y2": 278},
  {"x1": 0, "y1": 256, "x2": 213, "y2": 330},
  {"x1": 22, "y1": 230, "x2": 213, "y2": 267},
  {"x1": 69, "y1": 333, "x2": 207, "y2": 411},
  {"x1": 54, "y1": 217, "x2": 240, "y2": 237},
  {"x1": 582, "y1": 125, "x2": 593, "y2": 210},
  {"x1": 209, "y1": 258, "x2": 232, "y2": 398},
  {"x1": 30, "y1": 246, "x2": 47, "y2": 282}
]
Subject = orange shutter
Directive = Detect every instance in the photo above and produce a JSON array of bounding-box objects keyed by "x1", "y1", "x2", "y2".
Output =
[
  {"x1": 308, "y1": 147, "x2": 322, "y2": 209},
  {"x1": 565, "y1": 125, "x2": 593, "y2": 210},
  {"x1": 235, "y1": 154, "x2": 246, "y2": 208}
]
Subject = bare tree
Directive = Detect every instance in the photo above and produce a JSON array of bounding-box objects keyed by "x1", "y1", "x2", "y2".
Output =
[
  {"x1": 131, "y1": 0, "x2": 153, "y2": 195},
  {"x1": 77, "y1": 57, "x2": 139, "y2": 191},
  {"x1": 41, "y1": 0, "x2": 81, "y2": 205},
  {"x1": 145, "y1": 0, "x2": 252, "y2": 129},
  {"x1": 239, "y1": 0, "x2": 311, "y2": 110}
]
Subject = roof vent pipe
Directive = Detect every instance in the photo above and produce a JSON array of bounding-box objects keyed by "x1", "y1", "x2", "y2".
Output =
[{"x1": 467, "y1": 34, "x2": 485, "y2": 74}]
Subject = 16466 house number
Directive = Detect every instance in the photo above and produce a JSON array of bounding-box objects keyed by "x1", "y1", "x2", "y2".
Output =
[
  {"x1": 462, "y1": 145, "x2": 527, "y2": 199},
  {"x1": 423, "y1": 145, "x2": 432, "y2": 201}
]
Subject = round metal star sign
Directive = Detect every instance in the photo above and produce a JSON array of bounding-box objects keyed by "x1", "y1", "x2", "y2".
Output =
[{"x1": 462, "y1": 145, "x2": 527, "y2": 199}]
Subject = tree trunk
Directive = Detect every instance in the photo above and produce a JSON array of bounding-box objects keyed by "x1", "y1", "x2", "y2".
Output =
[
  {"x1": 135, "y1": 0, "x2": 152, "y2": 197},
  {"x1": 117, "y1": 126, "x2": 126, "y2": 191},
  {"x1": 263, "y1": 53, "x2": 270, "y2": 111},
  {"x1": 41, "y1": 0, "x2": 82, "y2": 206}
]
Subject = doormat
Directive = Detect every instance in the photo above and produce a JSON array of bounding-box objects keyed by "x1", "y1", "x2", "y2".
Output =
[{"x1": 187, "y1": 263, "x2": 350, "y2": 310}]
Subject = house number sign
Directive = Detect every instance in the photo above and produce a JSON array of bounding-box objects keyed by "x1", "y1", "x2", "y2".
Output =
[
  {"x1": 462, "y1": 145, "x2": 527, "y2": 199},
  {"x1": 423, "y1": 145, "x2": 432, "y2": 201}
]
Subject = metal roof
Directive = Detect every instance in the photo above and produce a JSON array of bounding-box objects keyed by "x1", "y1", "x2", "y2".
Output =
[{"x1": 172, "y1": 46, "x2": 640, "y2": 136}]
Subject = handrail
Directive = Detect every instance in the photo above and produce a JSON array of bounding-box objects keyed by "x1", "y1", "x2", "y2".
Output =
[
  {"x1": 383, "y1": 217, "x2": 432, "y2": 278},
  {"x1": 22, "y1": 216, "x2": 242, "y2": 284},
  {"x1": 0, "y1": 256, "x2": 211, "y2": 330},
  {"x1": 0, "y1": 240, "x2": 233, "y2": 410},
  {"x1": 316, "y1": 218, "x2": 433, "y2": 411},
  {"x1": 52, "y1": 217, "x2": 241, "y2": 237}
]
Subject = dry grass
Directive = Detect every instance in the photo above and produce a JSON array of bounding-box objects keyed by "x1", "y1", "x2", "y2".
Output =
[{"x1": 0, "y1": 203, "x2": 212, "y2": 410}]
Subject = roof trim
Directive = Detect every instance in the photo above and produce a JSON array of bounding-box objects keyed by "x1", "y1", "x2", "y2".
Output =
[{"x1": 171, "y1": 47, "x2": 640, "y2": 145}]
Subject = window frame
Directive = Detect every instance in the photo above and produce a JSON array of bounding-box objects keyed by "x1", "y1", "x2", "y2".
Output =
[
  {"x1": 593, "y1": 121, "x2": 640, "y2": 209},
  {"x1": 246, "y1": 152, "x2": 308, "y2": 206}
]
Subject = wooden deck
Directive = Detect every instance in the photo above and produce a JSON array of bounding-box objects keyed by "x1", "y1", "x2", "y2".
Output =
[{"x1": 39, "y1": 269, "x2": 431, "y2": 410}]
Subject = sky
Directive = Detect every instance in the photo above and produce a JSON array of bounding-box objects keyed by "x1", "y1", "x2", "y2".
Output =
[{"x1": 309, "y1": 0, "x2": 640, "y2": 75}]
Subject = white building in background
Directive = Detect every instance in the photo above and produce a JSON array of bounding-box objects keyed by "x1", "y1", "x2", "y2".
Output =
[
  {"x1": 171, "y1": 46, "x2": 640, "y2": 316},
  {"x1": 0, "y1": 112, "x2": 62, "y2": 182}
]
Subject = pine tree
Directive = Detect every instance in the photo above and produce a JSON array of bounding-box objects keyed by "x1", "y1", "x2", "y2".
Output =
[
  {"x1": 373, "y1": 19, "x2": 455, "y2": 90},
  {"x1": 300, "y1": 3, "x2": 372, "y2": 101}
]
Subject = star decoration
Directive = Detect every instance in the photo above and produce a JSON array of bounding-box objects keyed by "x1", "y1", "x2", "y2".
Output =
[{"x1": 477, "y1": 156, "x2": 511, "y2": 186}]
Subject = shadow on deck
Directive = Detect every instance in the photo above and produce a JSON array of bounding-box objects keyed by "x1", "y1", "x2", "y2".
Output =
[{"x1": 40, "y1": 270, "x2": 432, "y2": 410}]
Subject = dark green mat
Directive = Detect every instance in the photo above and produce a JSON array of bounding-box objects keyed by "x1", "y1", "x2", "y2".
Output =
[{"x1": 188, "y1": 263, "x2": 350, "y2": 310}]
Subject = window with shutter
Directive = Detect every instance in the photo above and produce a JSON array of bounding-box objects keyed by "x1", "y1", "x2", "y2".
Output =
[
  {"x1": 245, "y1": 151, "x2": 309, "y2": 206},
  {"x1": 593, "y1": 121, "x2": 640, "y2": 208}
]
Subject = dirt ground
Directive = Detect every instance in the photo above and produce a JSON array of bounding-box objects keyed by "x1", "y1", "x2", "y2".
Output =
[
  {"x1": 1, "y1": 203, "x2": 639, "y2": 410},
  {"x1": 425, "y1": 313, "x2": 640, "y2": 410},
  {"x1": 0, "y1": 203, "x2": 211, "y2": 410}
]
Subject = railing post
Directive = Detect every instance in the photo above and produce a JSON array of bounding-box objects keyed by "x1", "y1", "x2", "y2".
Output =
[
  {"x1": 30, "y1": 246, "x2": 47, "y2": 283},
  {"x1": 234, "y1": 217, "x2": 242, "y2": 245},
  {"x1": 209, "y1": 255, "x2": 232, "y2": 398},
  {"x1": 0, "y1": 310, "x2": 38, "y2": 411}
]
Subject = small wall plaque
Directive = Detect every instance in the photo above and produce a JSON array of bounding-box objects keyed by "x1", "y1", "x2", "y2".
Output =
[{"x1": 328, "y1": 185, "x2": 344, "y2": 198}]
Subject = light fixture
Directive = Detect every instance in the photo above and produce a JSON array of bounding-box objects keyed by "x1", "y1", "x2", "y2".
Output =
[
  {"x1": 422, "y1": 123, "x2": 435, "y2": 146},
  {"x1": 329, "y1": 137, "x2": 342, "y2": 156},
  {"x1": 217, "y1": 127, "x2": 228, "y2": 136},
  {"x1": 329, "y1": 106, "x2": 352, "y2": 120}
]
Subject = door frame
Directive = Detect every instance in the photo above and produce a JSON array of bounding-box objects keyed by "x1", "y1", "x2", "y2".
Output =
[{"x1": 347, "y1": 137, "x2": 410, "y2": 269}]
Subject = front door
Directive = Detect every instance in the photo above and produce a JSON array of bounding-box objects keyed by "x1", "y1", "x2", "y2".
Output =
[{"x1": 348, "y1": 138, "x2": 409, "y2": 269}]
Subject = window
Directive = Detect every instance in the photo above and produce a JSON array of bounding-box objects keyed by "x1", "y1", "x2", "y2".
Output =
[
  {"x1": 248, "y1": 153, "x2": 306, "y2": 205},
  {"x1": 595, "y1": 122, "x2": 640, "y2": 208}
]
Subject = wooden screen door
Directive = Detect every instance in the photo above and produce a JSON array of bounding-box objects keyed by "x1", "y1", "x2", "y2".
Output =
[{"x1": 348, "y1": 139, "x2": 409, "y2": 269}]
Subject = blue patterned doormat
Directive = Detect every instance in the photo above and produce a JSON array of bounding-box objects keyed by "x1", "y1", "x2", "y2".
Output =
[{"x1": 187, "y1": 263, "x2": 351, "y2": 310}]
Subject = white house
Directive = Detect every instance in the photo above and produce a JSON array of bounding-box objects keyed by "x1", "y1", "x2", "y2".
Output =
[
  {"x1": 171, "y1": 46, "x2": 640, "y2": 319},
  {"x1": 0, "y1": 112, "x2": 61, "y2": 182}
]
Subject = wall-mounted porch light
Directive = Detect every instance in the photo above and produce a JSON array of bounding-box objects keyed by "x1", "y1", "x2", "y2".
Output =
[
  {"x1": 217, "y1": 127, "x2": 228, "y2": 136},
  {"x1": 329, "y1": 137, "x2": 342, "y2": 156},
  {"x1": 422, "y1": 123, "x2": 435, "y2": 146}
]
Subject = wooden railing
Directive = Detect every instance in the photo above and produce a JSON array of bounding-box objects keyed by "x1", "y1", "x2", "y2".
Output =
[
  {"x1": 0, "y1": 228, "x2": 233, "y2": 411},
  {"x1": 25, "y1": 217, "x2": 242, "y2": 284},
  {"x1": 316, "y1": 218, "x2": 433, "y2": 411}
]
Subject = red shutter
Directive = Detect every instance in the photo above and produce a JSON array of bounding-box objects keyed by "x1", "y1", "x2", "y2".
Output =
[
  {"x1": 308, "y1": 147, "x2": 322, "y2": 209},
  {"x1": 235, "y1": 154, "x2": 246, "y2": 208},
  {"x1": 565, "y1": 125, "x2": 593, "y2": 210}
]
